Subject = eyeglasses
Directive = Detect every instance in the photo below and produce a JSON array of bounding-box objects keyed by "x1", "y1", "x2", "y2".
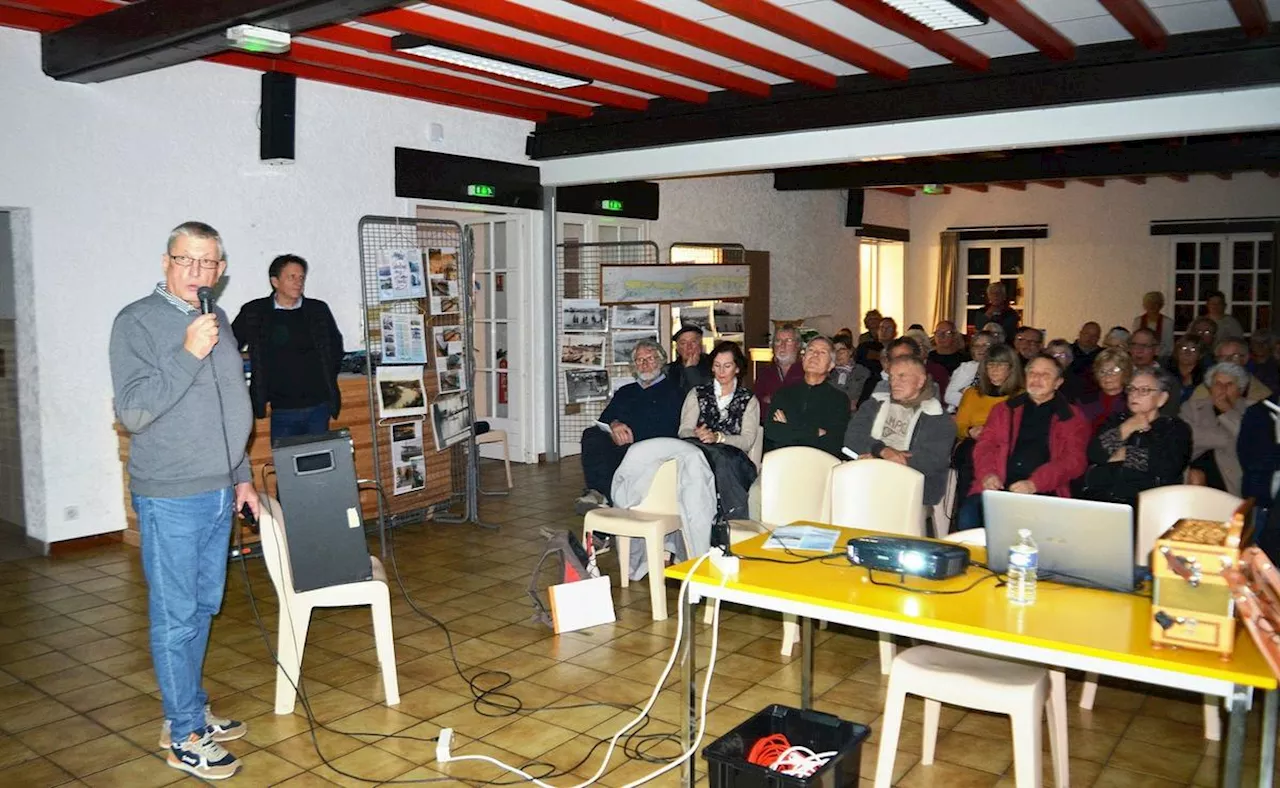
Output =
[
  {"x1": 1050, "y1": 351, "x2": 1069, "y2": 359},
  {"x1": 1218, "y1": 351, "x2": 1248, "y2": 362},
  {"x1": 936, "y1": 330, "x2": 956, "y2": 337},
  {"x1": 168, "y1": 254, "x2": 222, "y2": 271},
  {"x1": 1098, "y1": 367, "x2": 1125, "y2": 377},
  {"x1": 1126, "y1": 385, "x2": 1160, "y2": 397},
  {"x1": 1177, "y1": 344, "x2": 1200, "y2": 353}
]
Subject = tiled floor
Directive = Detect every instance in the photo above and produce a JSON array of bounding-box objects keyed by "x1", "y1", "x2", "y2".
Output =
[{"x1": 0, "y1": 460, "x2": 1275, "y2": 787}]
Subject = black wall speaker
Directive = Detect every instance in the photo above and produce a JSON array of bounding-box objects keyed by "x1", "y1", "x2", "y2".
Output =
[
  {"x1": 845, "y1": 189, "x2": 865, "y2": 228},
  {"x1": 260, "y1": 72, "x2": 296, "y2": 163}
]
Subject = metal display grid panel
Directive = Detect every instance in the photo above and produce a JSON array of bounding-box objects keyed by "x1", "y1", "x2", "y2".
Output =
[
  {"x1": 358, "y1": 216, "x2": 481, "y2": 529},
  {"x1": 556, "y1": 241, "x2": 660, "y2": 454}
]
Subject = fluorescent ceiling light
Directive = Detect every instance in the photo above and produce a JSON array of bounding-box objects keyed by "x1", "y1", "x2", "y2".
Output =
[
  {"x1": 881, "y1": 0, "x2": 988, "y2": 30},
  {"x1": 391, "y1": 34, "x2": 590, "y2": 90},
  {"x1": 226, "y1": 24, "x2": 291, "y2": 54}
]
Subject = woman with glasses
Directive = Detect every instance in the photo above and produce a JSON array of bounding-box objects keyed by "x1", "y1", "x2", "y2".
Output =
[
  {"x1": 944, "y1": 330, "x2": 996, "y2": 412},
  {"x1": 1181, "y1": 362, "x2": 1250, "y2": 495},
  {"x1": 952, "y1": 344, "x2": 1024, "y2": 522},
  {"x1": 1082, "y1": 347, "x2": 1133, "y2": 432},
  {"x1": 1077, "y1": 369, "x2": 1191, "y2": 506},
  {"x1": 1164, "y1": 336, "x2": 1206, "y2": 404}
]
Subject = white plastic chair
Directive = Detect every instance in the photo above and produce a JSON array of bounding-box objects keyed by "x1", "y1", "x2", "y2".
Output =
[
  {"x1": 827, "y1": 459, "x2": 925, "y2": 672},
  {"x1": 476, "y1": 429, "x2": 513, "y2": 490},
  {"x1": 258, "y1": 496, "x2": 401, "y2": 714},
  {"x1": 747, "y1": 447, "x2": 841, "y2": 654},
  {"x1": 1077, "y1": 485, "x2": 1241, "y2": 741},
  {"x1": 583, "y1": 460, "x2": 690, "y2": 622},
  {"x1": 874, "y1": 645, "x2": 1068, "y2": 788}
]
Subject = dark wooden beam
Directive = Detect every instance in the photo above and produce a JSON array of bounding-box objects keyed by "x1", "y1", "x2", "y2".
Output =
[
  {"x1": 956, "y1": 184, "x2": 989, "y2": 193},
  {"x1": 1266, "y1": 170, "x2": 1279, "y2": 178},
  {"x1": 1168, "y1": 174, "x2": 1189, "y2": 182},
  {"x1": 1081, "y1": 178, "x2": 1107, "y2": 187},
  {"x1": 773, "y1": 134, "x2": 1280, "y2": 190},
  {"x1": 877, "y1": 187, "x2": 916, "y2": 197},
  {"x1": 1038, "y1": 180, "x2": 1066, "y2": 189},
  {"x1": 1124, "y1": 176, "x2": 1148, "y2": 185},
  {"x1": 530, "y1": 25, "x2": 1280, "y2": 160},
  {"x1": 995, "y1": 182, "x2": 1027, "y2": 191},
  {"x1": 1229, "y1": 0, "x2": 1271, "y2": 37},
  {"x1": 42, "y1": 0, "x2": 404, "y2": 82},
  {"x1": 1214, "y1": 172, "x2": 1234, "y2": 180},
  {"x1": 1098, "y1": 0, "x2": 1167, "y2": 50}
]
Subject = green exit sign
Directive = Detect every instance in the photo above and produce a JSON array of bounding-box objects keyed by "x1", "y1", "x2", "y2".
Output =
[
  {"x1": 467, "y1": 184, "x2": 496, "y2": 198},
  {"x1": 601, "y1": 199, "x2": 624, "y2": 212}
]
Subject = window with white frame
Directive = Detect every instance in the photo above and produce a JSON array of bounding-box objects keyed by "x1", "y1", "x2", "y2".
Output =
[
  {"x1": 1170, "y1": 234, "x2": 1272, "y2": 335},
  {"x1": 958, "y1": 241, "x2": 1033, "y2": 332}
]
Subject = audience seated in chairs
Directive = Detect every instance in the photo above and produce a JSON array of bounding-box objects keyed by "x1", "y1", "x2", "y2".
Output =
[
  {"x1": 1249, "y1": 332, "x2": 1280, "y2": 393},
  {"x1": 1077, "y1": 368, "x2": 1192, "y2": 507},
  {"x1": 1044, "y1": 338, "x2": 1084, "y2": 403},
  {"x1": 944, "y1": 330, "x2": 996, "y2": 412},
  {"x1": 1069, "y1": 321, "x2": 1103, "y2": 400},
  {"x1": 1203, "y1": 290, "x2": 1245, "y2": 341},
  {"x1": 754, "y1": 325, "x2": 805, "y2": 419},
  {"x1": 1082, "y1": 346, "x2": 1133, "y2": 433},
  {"x1": 857, "y1": 309, "x2": 882, "y2": 346},
  {"x1": 1186, "y1": 317, "x2": 1218, "y2": 359},
  {"x1": 1132, "y1": 290, "x2": 1175, "y2": 358},
  {"x1": 1014, "y1": 326, "x2": 1044, "y2": 366},
  {"x1": 576, "y1": 339, "x2": 683, "y2": 514},
  {"x1": 766, "y1": 336, "x2": 851, "y2": 458},
  {"x1": 929, "y1": 320, "x2": 970, "y2": 376},
  {"x1": 1166, "y1": 336, "x2": 1206, "y2": 405},
  {"x1": 956, "y1": 353, "x2": 1090, "y2": 531},
  {"x1": 1126, "y1": 328, "x2": 1179, "y2": 415},
  {"x1": 1190, "y1": 337, "x2": 1274, "y2": 404},
  {"x1": 953, "y1": 343, "x2": 1024, "y2": 523},
  {"x1": 1182, "y1": 362, "x2": 1249, "y2": 496},
  {"x1": 968, "y1": 282, "x2": 1020, "y2": 344},
  {"x1": 872, "y1": 336, "x2": 949, "y2": 399},
  {"x1": 678, "y1": 341, "x2": 761, "y2": 524},
  {"x1": 1103, "y1": 326, "x2": 1131, "y2": 351},
  {"x1": 827, "y1": 335, "x2": 870, "y2": 409},
  {"x1": 844, "y1": 356, "x2": 955, "y2": 509},
  {"x1": 665, "y1": 324, "x2": 712, "y2": 394},
  {"x1": 856, "y1": 315, "x2": 899, "y2": 391},
  {"x1": 1238, "y1": 390, "x2": 1280, "y2": 511}
]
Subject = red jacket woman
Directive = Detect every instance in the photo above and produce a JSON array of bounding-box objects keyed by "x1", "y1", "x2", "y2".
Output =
[{"x1": 971, "y1": 391, "x2": 1092, "y2": 498}]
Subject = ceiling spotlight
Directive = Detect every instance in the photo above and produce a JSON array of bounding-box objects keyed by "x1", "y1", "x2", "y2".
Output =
[
  {"x1": 392, "y1": 34, "x2": 591, "y2": 90},
  {"x1": 226, "y1": 25, "x2": 291, "y2": 54},
  {"x1": 881, "y1": 0, "x2": 988, "y2": 30}
]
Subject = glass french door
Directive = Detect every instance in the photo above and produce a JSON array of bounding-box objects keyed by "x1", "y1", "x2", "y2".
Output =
[
  {"x1": 958, "y1": 241, "x2": 1034, "y2": 333},
  {"x1": 1170, "y1": 234, "x2": 1272, "y2": 335},
  {"x1": 469, "y1": 219, "x2": 519, "y2": 448}
]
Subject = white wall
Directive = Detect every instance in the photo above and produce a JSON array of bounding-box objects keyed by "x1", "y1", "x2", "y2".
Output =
[
  {"x1": 905, "y1": 174, "x2": 1280, "y2": 338},
  {"x1": 0, "y1": 28, "x2": 533, "y2": 544},
  {"x1": 649, "y1": 173, "x2": 861, "y2": 336}
]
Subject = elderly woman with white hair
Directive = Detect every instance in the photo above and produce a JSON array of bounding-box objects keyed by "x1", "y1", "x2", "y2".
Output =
[{"x1": 1180, "y1": 361, "x2": 1250, "y2": 495}]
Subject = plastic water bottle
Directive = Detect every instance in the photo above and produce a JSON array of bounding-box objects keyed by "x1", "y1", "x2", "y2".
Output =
[{"x1": 1007, "y1": 528, "x2": 1038, "y2": 605}]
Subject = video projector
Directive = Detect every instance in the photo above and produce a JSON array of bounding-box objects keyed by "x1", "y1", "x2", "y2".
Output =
[{"x1": 846, "y1": 536, "x2": 971, "y2": 580}]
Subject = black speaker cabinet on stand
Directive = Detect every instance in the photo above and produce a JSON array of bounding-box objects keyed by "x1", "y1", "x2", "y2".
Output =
[{"x1": 260, "y1": 72, "x2": 295, "y2": 164}]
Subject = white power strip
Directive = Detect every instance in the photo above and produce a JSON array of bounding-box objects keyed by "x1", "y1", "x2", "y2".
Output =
[
  {"x1": 436, "y1": 727, "x2": 453, "y2": 763},
  {"x1": 709, "y1": 546, "x2": 740, "y2": 577}
]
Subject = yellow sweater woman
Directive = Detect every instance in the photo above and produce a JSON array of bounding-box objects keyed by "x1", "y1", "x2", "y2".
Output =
[{"x1": 955, "y1": 344, "x2": 1023, "y2": 439}]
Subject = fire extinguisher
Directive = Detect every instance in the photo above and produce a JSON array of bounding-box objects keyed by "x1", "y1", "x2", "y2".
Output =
[{"x1": 498, "y1": 355, "x2": 508, "y2": 405}]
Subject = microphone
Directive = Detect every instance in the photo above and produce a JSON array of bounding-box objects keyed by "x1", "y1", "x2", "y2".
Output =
[{"x1": 197, "y1": 286, "x2": 215, "y2": 315}]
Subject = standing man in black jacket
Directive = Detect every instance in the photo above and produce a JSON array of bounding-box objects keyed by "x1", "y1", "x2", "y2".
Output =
[{"x1": 232, "y1": 254, "x2": 344, "y2": 439}]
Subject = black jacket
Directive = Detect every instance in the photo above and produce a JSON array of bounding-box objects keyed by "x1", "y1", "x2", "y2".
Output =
[
  {"x1": 232, "y1": 296, "x2": 344, "y2": 420},
  {"x1": 664, "y1": 355, "x2": 713, "y2": 394},
  {"x1": 1080, "y1": 411, "x2": 1191, "y2": 507}
]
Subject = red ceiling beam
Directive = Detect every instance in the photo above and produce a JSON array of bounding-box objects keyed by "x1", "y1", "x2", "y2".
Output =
[
  {"x1": 286, "y1": 42, "x2": 592, "y2": 117},
  {"x1": 0, "y1": 0, "x2": 113, "y2": 16},
  {"x1": 210, "y1": 51, "x2": 547, "y2": 122},
  {"x1": 1081, "y1": 178, "x2": 1106, "y2": 187},
  {"x1": 1168, "y1": 174, "x2": 1189, "y2": 183},
  {"x1": 363, "y1": 9, "x2": 709, "y2": 104},
  {"x1": 994, "y1": 182, "x2": 1027, "y2": 191},
  {"x1": 956, "y1": 184, "x2": 989, "y2": 193},
  {"x1": 1038, "y1": 180, "x2": 1066, "y2": 189},
  {"x1": 1097, "y1": 0, "x2": 1167, "y2": 50},
  {"x1": 305, "y1": 26, "x2": 648, "y2": 111},
  {"x1": 1265, "y1": 170, "x2": 1279, "y2": 178},
  {"x1": 877, "y1": 187, "x2": 916, "y2": 197},
  {"x1": 426, "y1": 0, "x2": 771, "y2": 97},
  {"x1": 1214, "y1": 172, "x2": 1234, "y2": 181},
  {"x1": 559, "y1": 0, "x2": 841, "y2": 88},
  {"x1": 831, "y1": 0, "x2": 988, "y2": 71},
  {"x1": 699, "y1": 0, "x2": 909, "y2": 80},
  {"x1": 965, "y1": 0, "x2": 1075, "y2": 60},
  {"x1": 0, "y1": 4, "x2": 74, "y2": 30},
  {"x1": 1228, "y1": 0, "x2": 1271, "y2": 37},
  {"x1": 1124, "y1": 176, "x2": 1147, "y2": 185}
]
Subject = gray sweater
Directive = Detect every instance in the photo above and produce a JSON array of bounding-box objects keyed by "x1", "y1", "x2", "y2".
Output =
[{"x1": 110, "y1": 289, "x2": 252, "y2": 497}]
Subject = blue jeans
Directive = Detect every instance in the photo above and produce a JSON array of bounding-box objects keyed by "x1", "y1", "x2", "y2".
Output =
[
  {"x1": 270, "y1": 403, "x2": 330, "y2": 440},
  {"x1": 133, "y1": 487, "x2": 234, "y2": 740},
  {"x1": 955, "y1": 494, "x2": 985, "y2": 533}
]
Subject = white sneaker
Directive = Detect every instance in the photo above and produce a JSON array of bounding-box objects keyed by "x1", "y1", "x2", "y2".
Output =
[
  {"x1": 158, "y1": 705, "x2": 246, "y2": 749},
  {"x1": 167, "y1": 728, "x2": 240, "y2": 780}
]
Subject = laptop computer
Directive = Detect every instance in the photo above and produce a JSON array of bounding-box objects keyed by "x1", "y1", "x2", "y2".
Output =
[{"x1": 983, "y1": 490, "x2": 1137, "y2": 591}]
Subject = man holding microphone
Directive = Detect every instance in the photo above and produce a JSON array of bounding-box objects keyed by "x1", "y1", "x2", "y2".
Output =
[{"x1": 109, "y1": 221, "x2": 258, "y2": 780}]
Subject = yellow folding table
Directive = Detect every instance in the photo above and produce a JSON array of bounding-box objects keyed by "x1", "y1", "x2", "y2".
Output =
[{"x1": 666, "y1": 526, "x2": 1278, "y2": 787}]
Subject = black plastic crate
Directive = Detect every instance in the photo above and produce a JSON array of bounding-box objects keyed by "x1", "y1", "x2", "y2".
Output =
[{"x1": 702, "y1": 704, "x2": 870, "y2": 788}]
